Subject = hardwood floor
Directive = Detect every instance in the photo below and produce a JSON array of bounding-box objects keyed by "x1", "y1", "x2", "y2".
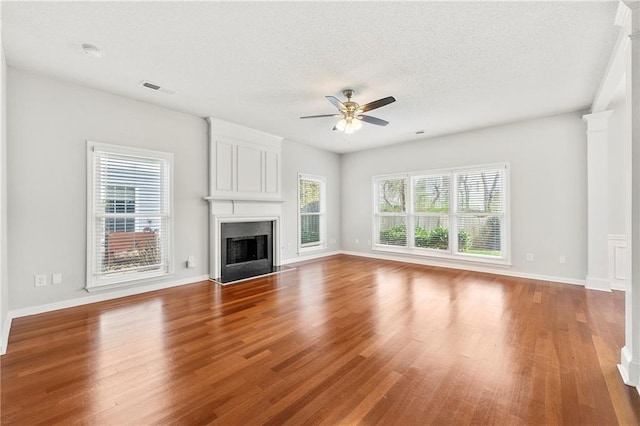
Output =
[{"x1": 2, "y1": 255, "x2": 639, "y2": 425}]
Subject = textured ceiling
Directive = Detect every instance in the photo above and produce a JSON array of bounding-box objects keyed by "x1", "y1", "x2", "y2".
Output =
[{"x1": 1, "y1": 1, "x2": 619, "y2": 153}]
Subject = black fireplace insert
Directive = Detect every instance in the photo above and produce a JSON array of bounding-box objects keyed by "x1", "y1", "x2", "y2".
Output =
[{"x1": 220, "y1": 221, "x2": 274, "y2": 283}]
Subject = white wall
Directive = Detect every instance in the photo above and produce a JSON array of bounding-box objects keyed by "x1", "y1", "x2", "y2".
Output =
[
  {"x1": 0, "y1": 13, "x2": 10, "y2": 353},
  {"x1": 341, "y1": 112, "x2": 588, "y2": 283},
  {"x1": 7, "y1": 69, "x2": 209, "y2": 310},
  {"x1": 280, "y1": 139, "x2": 341, "y2": 261}
]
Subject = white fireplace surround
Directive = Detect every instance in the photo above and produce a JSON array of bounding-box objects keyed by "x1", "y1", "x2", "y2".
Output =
[{"x1": 208, "y1": 204, "x2": 282, "y2": 282}]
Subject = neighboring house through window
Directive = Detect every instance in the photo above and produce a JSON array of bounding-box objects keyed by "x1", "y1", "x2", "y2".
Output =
[
  {"x1": 373, "y1": 163, "x2": 509, "y2": 264},
  {"x1": 298, "y1": 174, "x2": 326, "y2": 253},
  {"x1": 105, "y1": 185, "x2": 135, "y2": 232},
  {"x1": 87, "y1": 141, "x2": 173, "y2": 289}
]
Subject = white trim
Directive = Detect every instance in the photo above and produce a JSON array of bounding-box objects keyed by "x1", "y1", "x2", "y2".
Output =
[
  {"x1": 585, "y1": 276, "x2": 612, "y2": 292},
  {"x1": 281, "y1": 250, "x2": 342, "y2": 265},
  {"x1": 8, "y1": 275, "x2": 209, "y2": 320},
  {"x1": 591, "y1": 5, "x2": 630, "y2": 113},
  {"x1": 609, "y1": 234, "x2": 629, "y2": 291},
  {"x1": 89, "y1": 141, "x2": 175, "y2": 162},
  {"x1": 340, "y1": 250, "x2": 586, "y2": 287},
  {"x1": 371, "y1": 244, "x2": 512, "y2": 267},
  {"x1": 583, "y1": 110, "x2": 614, "y2": 132},
  {"x1": 1, "y1": 315, "x2": 12, "y2": 356},
  {"x1": 619, "y1": 345, "x2": 640, "y2": 394}
]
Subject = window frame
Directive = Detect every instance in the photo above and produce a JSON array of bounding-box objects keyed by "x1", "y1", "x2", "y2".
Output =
[
  {"x1": 372, "y1": 163, "x2": 511, "y2": 266},
  {"x1": 86, "y1": 141, "x2": 174, "y2": 290},
  {"x1": 297, "y1": 173, "x2": 327, "y2": 253}
]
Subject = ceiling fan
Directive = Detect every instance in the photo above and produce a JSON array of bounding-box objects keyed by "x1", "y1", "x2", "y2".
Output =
[{"x1": 300, "y1": 89, "x2": 396, "y2": 134}]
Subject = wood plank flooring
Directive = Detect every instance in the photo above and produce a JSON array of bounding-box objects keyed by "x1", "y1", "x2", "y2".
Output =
[{"x1": 2, "y1": 255, "x2": 639, "y2": 424}]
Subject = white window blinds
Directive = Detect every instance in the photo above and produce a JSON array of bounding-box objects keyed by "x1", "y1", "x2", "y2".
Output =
[
  {"x1": 373, "y1": 164, "x2": 509, "y2": 264},
  {"x1": 87, "y1": 142, "x2": 173, "y2": 288},
  {"x1": 454, "y1": 169, "x2": 504, "y2": 255}
]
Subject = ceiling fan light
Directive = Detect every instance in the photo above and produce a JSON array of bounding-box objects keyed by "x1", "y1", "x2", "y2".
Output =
[
  {"x1": 336, "y1": 118, "x2": 347, "y2": 131},
  {"x1": 344, "y1": 118, "x2": 356, "y2": 134},
  {"x1": 353, "y1": 119, "x2": 363, "y2": 131}
]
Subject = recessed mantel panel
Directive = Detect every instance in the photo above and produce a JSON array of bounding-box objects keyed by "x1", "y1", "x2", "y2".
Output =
[
  {"x1": 216, "y1": 141, "x2": 234, "y2": 192},
  {"x1": 265, "y1": 151, "x2": 279, "y2": 194},
  {"x1": 207, "y1": 118, "x2": 282, "y2": 201},
  {"x1": 237, "y1": 145, "x2": 262, "y2": 193}
]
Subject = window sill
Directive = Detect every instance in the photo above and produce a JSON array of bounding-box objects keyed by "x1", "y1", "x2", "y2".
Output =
[
  {"x1": 372, "y1": 245, "x2": 512, "y2": 267},
  {"x1": 86, "y1": 270, "x2": 172, "y2": 293},
  {"x1": 299, "y1": 244, "x2": 327, "y2": 255}
]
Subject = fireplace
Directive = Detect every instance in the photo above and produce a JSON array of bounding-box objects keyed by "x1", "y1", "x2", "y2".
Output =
[
  {"x1": 204, "y1": 118, "x2": 287, "y2": 284},
  {"x1": 226, "y1": 235, "x2": 267, "y2": 265},
  {"x1": 219, "y1": 220, "x2": 274, "y2": 283}
]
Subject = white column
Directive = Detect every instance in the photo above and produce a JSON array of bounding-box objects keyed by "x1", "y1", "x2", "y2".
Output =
[
  {"x1": 583, "y1": 111, "x2": 613, "y2": 291},
  {"x1": 620, "y1": 0, "x2": 640, "y2": 392}
]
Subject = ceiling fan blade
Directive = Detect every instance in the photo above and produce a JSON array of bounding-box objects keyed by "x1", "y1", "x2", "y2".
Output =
[
  {"x1": 359, "y1": 96, "x2": 396, "y2": 113},
  {"x1": 300, "y1": 113, "x2": 341, "y2": 119},
  {"x1": 326, "y1": 96, "x2": 346, "y2": 110},
  {"x1": 359, "y1": 115, "x2": 389, "y2": 126}
]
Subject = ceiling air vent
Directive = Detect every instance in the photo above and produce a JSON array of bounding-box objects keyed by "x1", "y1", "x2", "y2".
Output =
[{"x1": 141, "y1": 81, "x2": 176, "y2": 95}]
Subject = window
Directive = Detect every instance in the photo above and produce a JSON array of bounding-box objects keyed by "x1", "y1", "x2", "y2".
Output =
[
  {"x1": 376, "y1": 177, "x2": 408, "y2": 247},
  {"x1": 87, "y1": 142, "x2": 173, "y2": 289},
  {"x1": 298, "y1": 174, "x2": 326, "y2": 252},
  {"x1": 374, "y1": 163, "x2": 509, "y2": 264}
]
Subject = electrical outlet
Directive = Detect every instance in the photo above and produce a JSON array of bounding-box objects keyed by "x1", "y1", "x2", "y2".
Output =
[
  {"x1": 34, "y1": 275, "x2": 47, "y2": 287},
  {"x1": 526, "y1": 253, "x2": 534, "y2": 262},
  {"x1": 559, "y1": 256, "x2": 566, "y2": 264},
  {"x1": 187, "y1": 256, "x2": 196, "y2": 268},
  {"x1": 52, "y1": 273, "x2": 62, "y2": 284}
]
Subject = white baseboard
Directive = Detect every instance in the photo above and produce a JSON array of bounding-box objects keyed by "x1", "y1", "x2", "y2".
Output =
[
  {"x1": 340, "y1": 250, "x2": 587, "y2": 287},
  {"x1": 1, "y1": 315, "x2": 12, "y2": 356},
  {"x1": 619, "y1": 346, "x2": 640, "y2": 394},
  {"x1": 7, "y1": 275, "x2": 210, "y2": 321},
  {"x1": 281, "y1": 250, "x2": 342, "y2": 265},
  {"x1": 586, "y1": 276, "x2": 612, "y2": 292}
]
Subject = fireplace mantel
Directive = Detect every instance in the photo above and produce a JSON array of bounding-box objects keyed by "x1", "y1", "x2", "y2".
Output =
[{"x1": 205, "y1": 118, "x2": 285, "y2": 284}]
